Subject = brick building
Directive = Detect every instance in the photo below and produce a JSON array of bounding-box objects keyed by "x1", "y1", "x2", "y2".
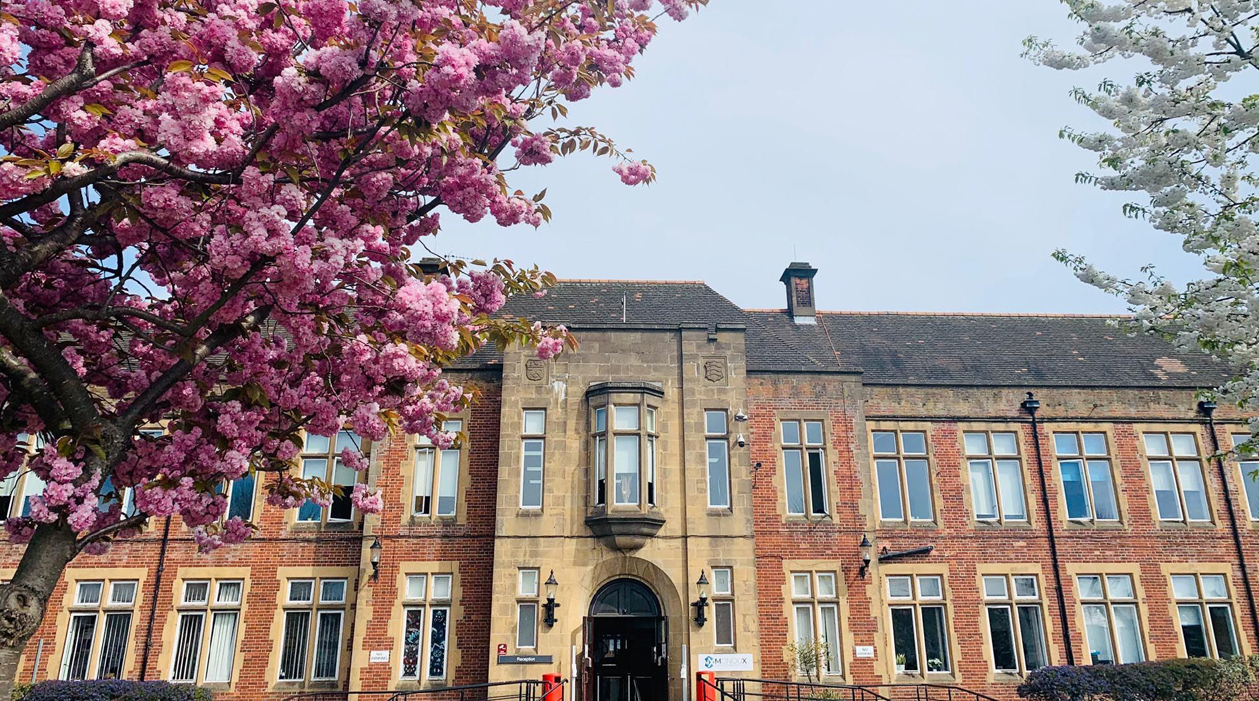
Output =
[{"x1": 2, "y1": 263, "x2": 1256, "y2": 701}]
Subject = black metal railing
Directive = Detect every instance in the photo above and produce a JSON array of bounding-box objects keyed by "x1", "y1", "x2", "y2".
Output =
[
  {"x1": 714, "y1": 678, "x2": 892, "y2": 701},
  {"x1": 282, "y1": 679, "x2": 555, "y2": 701},
  {"x1": 855, "y1": 684, "x2": 1002, "y2": 701}
]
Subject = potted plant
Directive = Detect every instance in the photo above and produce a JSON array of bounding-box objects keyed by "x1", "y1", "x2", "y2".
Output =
[
  {"x1": 927, "y1": 657, "x2": 945, "y2": 673},
  {"x1": 895, "y1": 654, "x2": 907, "y2": 674}
]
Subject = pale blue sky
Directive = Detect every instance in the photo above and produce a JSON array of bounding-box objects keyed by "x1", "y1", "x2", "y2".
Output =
[{"x1": 435, "y1": 1, "x2": 1200, "y2": 314}]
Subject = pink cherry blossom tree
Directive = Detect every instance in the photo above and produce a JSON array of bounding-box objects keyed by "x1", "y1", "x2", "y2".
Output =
[{"x1": 0, "y1": 0, "x2": 702, "y2": 684}]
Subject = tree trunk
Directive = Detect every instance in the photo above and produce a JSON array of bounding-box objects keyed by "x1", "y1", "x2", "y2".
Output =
[{"x1": 0, "y1": 524, "x2": 80, "y2": 698}]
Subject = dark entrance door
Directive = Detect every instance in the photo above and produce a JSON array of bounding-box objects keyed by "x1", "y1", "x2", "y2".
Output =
[{"x1": 584, "y1": 579, "x2": 668, "y2": 701}]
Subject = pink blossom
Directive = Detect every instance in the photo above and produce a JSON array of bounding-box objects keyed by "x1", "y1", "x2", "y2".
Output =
[
  {"x1": 613, "y1": 160, "x2": 653, "y2": 186},
  {"x1": 350, "y1": 483, "x2": 383, "y2": 514}
]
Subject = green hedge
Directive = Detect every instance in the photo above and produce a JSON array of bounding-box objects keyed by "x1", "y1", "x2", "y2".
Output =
[
  {"x1": 13, "y1": 680, "x2": 211, "y2": 701},
  {"x1": 1018, "y1": 656, "x2": 1259, "y2": 701}
]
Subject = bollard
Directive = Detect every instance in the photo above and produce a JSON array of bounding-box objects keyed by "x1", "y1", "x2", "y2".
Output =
[
  {"x1": 542, "y1": 672, "x2": 563, "y2": 701},
  {"x1": 697, "y1": 671, "x2": 716, "y2": 701}
]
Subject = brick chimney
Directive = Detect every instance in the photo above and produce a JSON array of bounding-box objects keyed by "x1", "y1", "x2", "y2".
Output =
[{"x1": 780, "y1": 262, "x2": 818, "y2": 324}]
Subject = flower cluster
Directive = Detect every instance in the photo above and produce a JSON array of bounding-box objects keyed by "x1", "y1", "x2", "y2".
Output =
[{"x1": 0, "y1": 0, "x2": 702, "y2": 556}]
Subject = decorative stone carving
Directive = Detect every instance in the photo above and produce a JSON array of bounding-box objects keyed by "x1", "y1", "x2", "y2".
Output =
[
  {"x1": 702, "y1": 358, "x2": 726, "y2": 384},
  {"x1": 524, "y1": 358, "x2": 546, "y2": 382},
  {"x1": 585, "y1": 509, "x2": 666, "y2": 552}
]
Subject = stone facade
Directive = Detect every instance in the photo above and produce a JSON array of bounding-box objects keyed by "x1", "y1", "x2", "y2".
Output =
[{"x1": 0, "y1": 266, "x2": 1254, "y2": 701}]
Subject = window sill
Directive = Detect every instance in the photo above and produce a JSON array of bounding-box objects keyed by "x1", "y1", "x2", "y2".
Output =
[
  {"x1": 408, "y1": 515, "x2": 460, "y2": 526},
  {"x1": 1063, "y1": 519, "x2": 1126, "y2": 530},
  {"x1": 894, "y1": 672, "x2": 957, "y2": 684},
  {"x1": 271, "y1": 680, "x2": 341, "y2": 692},
  {"x1": 1156, "y1": 520, "x2": 1217, "y2": 530},
  {"x1": 876, "y1": 521, "x2": 938, "y2": 530},
  {"x1": 993, "y1": 672, "x2": 1026, "y2": 683},
  {"x1": 288, "y1": 520, "x2": 359, "y2": 532},
  {"x1": 973, "y1": 520, "x2": 1035, "y2": 530}
]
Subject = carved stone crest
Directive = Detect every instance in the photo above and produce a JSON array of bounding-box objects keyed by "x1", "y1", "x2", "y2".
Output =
[
  {"x1": 524, "y1": 358, "x2": 546, "y2": 382},
  {"x1": 703, "y1": 358, "x2": 726, "y2": 383}
]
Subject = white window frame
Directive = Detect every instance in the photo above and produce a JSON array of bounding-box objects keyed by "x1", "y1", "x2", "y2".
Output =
[
  {"x1": 277, "y1": 577, "x2": 347, "y2": 683},
  {"x1": 790, "y1": 570, "x2": 842, "y2": 676},
  {"x1": 872, "y1": 430, "x2": 934, "y2": 523},
  {"x1": 1077, "y1": 574, "x2": 1146, "y2": 665},
  {"x1": 886, "y1": 574, "x2": 950, "y2": 676},
  {"x1": 705, "y1": 410, "x2": 731, "y2": 509},
  {"x1": 981, "y1": 574, "x2": 1049, "y2": 674},
  {"x1": 521, "y1": 410, "x2": 546, "y2": 510},
  {"x1": 399, "y1": 573, "x2": 453, "y2": 683},
  {"x1": 1171, "y1": 573, "x2": 1239, "y2": 659},
  {"x1": 297, "y1": 431, "x2": 362, "y2": 525},
  {"x1": 781, "y1": 420, "x2": 829, "y2": 517},
  {"x1": 1052, "y1": 431, "x2": 1120, "y2": 524},
  {"x1": 169, "y1": 578, "x2": 243, "y2": 684},
  {"x1": 413, "y1": 420, "x2": 462, "y2": 519},
  {"x1": 963, "y1": 431, "x2": 1027, "y2": 524},
  {"x1": 1143, "y1": 431, "x2": 1211, "y2": 523},
  {"x1": 59, "y1": 578, "x2": 138, "y2": 681}
]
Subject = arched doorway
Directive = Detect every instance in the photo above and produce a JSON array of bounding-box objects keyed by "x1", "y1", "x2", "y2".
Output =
[{"x1": 583, "y1": 578, "x2": 668, "y2": 701}]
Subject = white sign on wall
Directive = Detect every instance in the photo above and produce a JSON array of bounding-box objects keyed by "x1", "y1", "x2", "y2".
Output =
[
  {"x1": 696, "y1": 653, "x2": 754, "y2": 672},
  {"x1": 854, "y1": 646, "x2": 875, "y2": 659},
  {"x1": 369, "y1": 650, "x2": 390, "y2": 663}
]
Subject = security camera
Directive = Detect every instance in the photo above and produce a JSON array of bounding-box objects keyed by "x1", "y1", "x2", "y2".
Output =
[
  {"x1": 734, "y1": 410, "x2": 748, "y2": 423},
  {"x1": 735, "y1": 433, "x2": 747, "y2": 448}
]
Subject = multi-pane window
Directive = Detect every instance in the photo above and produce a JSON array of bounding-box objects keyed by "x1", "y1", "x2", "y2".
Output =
[
  {"x1": 4, "y1": 433, "x2": 45, "y2": 519},
  {"x1": 1232, "y1": 434, "x2": 1259, "y2": 520},
  {"x1": 1143, "y1": 432, "x2": 1210, "y2": 522},
  {"x1": 781, "y1": 421, "x2": 828, "y2": 516},
  {"x1": 1077, "y1": 574, "x2": 1145, "y2": 665},
  {"x1": 873, "y1": 431, "x2": 933, "y2": 523},
  {"x1": 1053, "y1": 432, "x2": 1119, "y2": 522},
  {"x1": 887, "y1": 575, "x2": 950, "y2": 675},
  {"x1": 170, "y1": 579, "x2": 243, "y2": 684},
  {"x1": 60, "y1": 579, "x2": 138, "y2": 680},
  {"x1": 982, "y1": 575, "x2": 1048, "y2": 674},
  {"x1": 516, "y1": 569, "x2": 539, "y2": 649},
  {"x1": 791, "y1": 571, "x2": 841, "y2": 675},
  {"x1": 964, "y1": 432, "x2": 1027, "y2": 523},
  {"x1": 521, "y1": 411, "x2": 546, "y2": 509},
  {"x1": 1171, "y1": 574, "x2": 1239, "y2": 659},
  {"x1": 591, "y1": 404, "x2": 658, "y2": 507},
  {"x1": 712, "y1": 568, "x2": 735, "y2": 648},
  {"x1": 400, "y1": 573, "x2": 452, "y2": 682},
  {"x1": 278, "y1": 578, "x2": 347, "y2": 682},
  {"x1": 706, "y1": 411, "x2": 730, "y2": 509},
  {"x1": 298, "y1": 431, "x2": 361, "y2": 524},
  {"x1": 413, "y1": 420, "x2": 462, "y2": 518},
  {"x1": 224, "y1": 474, "x2": 255, "y2": 521}
]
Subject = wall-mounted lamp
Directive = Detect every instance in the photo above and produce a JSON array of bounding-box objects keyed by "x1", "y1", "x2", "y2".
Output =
[
  {"x1": 858, "y1": 535, "x2": 872, "y2": 578},
  {"x1": 1198, "y1": 399, "x2": 1218, "y2": 417},
  {"x1": 543, "y1": 570, "x2": 560, "y2": 627},
  {"x1": 692, "y1": 571, "x2": 709, "y2": 627},
  {"x1": 369, "y1": 537, "x2": 383, "y2": 580}
]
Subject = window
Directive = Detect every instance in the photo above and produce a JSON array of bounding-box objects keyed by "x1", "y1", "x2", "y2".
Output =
[
  {"x1": 521, "y1": 411, "x2": 546, "y2": 509},
  {"x1": 1171, "y1": 574, "x2": 1238, "y2": 659},
  {"x1": 225, "y1": 474, "x2": 255, "y2": 521},
  {"x1": 964, "y1": 432, "x2": 1027, "y2": 523},
  {"x1": 872, "y1": 431, "x2": 933, "y2": 522},
  {"x1": 517, "y1": 569, "x2": 539, "y2": 649},
  {"x1": 4, "y1": 433, "x2": 46, "y2": 520},
  {"x1": 1232, "y1": 434, "x2": 1259, "y2": 520},
  {"x1": 1052, "y1": 432, "x2": 1119, "y2": 522},
  {"x1": 782, "y1": 421, "x2": 828, "y2": 516},
  {"x1": 591, "y1": 403, "x2": 658, "y2": 508},
  {"x1": 887, "y1": 575, "x2": 949, "y2": 675},
  {"x1": 1143, "y1": 432, "x2": 1210, "y2": 522},
  {"x1": 170, "y1": 579, "x2": 243, "y2": 684},
  {"x1": 982, "y1": 575, "x2": 1048, "y2": 674},
  {"x1": 1077, "y1": 574, "x2": 1145, "y2": 665},
  {"x1": 297, "y1": 431, "x2": 361, "y2": 524},
  {"x1": 706, "y1": 411, "x2": 730, "y2": 509},
  {"x1": 791, "y1": 571, "x2": 841, "y2": 675},
  {"x1": 59, "y1": 579, "x2": 138, "y2": 680},
  {"x1": 712, "y1": 568, "x2": 735, "y2": 647},
  {"x1": 278, "y1": 578, "x2": 347, "y2": 682},
  {"x1": 413, "y1": 420, "x2": 462, "y2": 518},
  {"x1": 400, "y1": 573, "x2": 452, "y2": 682}
]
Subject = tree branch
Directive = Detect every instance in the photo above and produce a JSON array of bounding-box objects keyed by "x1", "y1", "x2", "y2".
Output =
[
  {"x1": 0, "y1": 292, "x2": 99, "y2": 433},
  {"x1": 0, "y1": 45, "x2": 95, "y2": 131}
]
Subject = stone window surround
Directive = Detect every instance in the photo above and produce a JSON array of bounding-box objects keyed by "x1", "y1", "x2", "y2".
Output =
[
  {"x1": 1135, "y1": 424, "x2": 1217, "y2": 528},
  {"x1": 265, "y1": 566, "x2": 357, "y2": 691},
  {"x1": 586, "y1": 382, "x2": 664, "y2": 512},
  {"x1": 867, "y1": 421, "x2": 943, "y2": 529},
  {"x1": 1159, "y1": 562, "x2": 1251, "y2": 659},
  {"x1": 289, "y1": 430, "x2": 372, "y2": 530},
  {"x1": 876, "y1": 562, "x2": 959, "y2": 684},
  {"x1": 956, "y1": 423, "x2": 1036, "y2": 530},
  {"x1": 396, "y1": 412, "x2": 471, "y2": 526},
  {"x1": 49, "y1": 567, "x2": 147, "y2": 683},
  {"x1": 773, "y1": 413, "x2": 838, "y2": 522},
  {"x1": 973, "y1": 563, "x2": 1056, "y2": 682},
  {"x1": 1048, "y1": 423, "x2": 1129, "y2": 530},
  {"x1": 1226, "y1": 431, "x2": 1259, "y2": 528},
  {"x1": 1064, "y1": 562, "x2": 1152, "y2": 667},
  {"x1": 156, "y1": 566, "x2": 251, "y2": 692},
  {"x1": 386, "y1": 562, "x2": 462, "y2": 690},
  {"x1": 781, "y1": 559, "x2": 851, "y2": 683}
]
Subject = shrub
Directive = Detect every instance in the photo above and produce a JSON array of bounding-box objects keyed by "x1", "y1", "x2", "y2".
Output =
[
  {"x1": 15, "y1": 680, "x2": 211, "y2": 701},
  {"x1": 1018, "y1": 657, "x2": 1259, "y2": 701}
]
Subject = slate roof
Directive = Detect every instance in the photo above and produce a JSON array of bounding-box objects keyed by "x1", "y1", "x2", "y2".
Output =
[{"x1": 454, "y1": 280, "x2": 1230, "y2": 389}]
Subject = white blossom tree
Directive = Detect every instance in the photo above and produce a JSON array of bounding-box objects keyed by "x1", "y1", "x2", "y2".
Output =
[{"x1": 1026, "y1": 0, "x2": 1259, "y2": 437}]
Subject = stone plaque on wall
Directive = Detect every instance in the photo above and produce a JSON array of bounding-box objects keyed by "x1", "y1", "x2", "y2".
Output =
[
  {"x1": 524, "y1": 358, "x2": 547, "y2": 382},
  {"x1": 701, "y1": 356, "x2": 728, "y2": 386}
]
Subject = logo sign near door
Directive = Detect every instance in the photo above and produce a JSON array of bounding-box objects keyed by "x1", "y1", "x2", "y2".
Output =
[{"x1": 696, "y1": 653, "x2": 753, "y2": 672}]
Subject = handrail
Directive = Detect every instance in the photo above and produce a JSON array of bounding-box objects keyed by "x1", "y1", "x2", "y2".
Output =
[
  {"x1": 713, "y1": 677, "x2": 893, "y2": 701},
  {"x1": 281, "y1": 679, "x2": 550, "y2": 701},
  {"x1": 857, "y1": 683, "x2": 1003, "y2": 701}
]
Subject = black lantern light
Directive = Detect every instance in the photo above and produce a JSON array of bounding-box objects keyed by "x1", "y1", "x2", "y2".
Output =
[
  {"x1": 369, "y1": 536, "x2": 383, "y2": 580},
  {"x1": 542, "y1": 570, "x2": 560, "y2": 627},
  {"x1": 858, "y1": 535, "x2": 873, "y2": 578},
  {"x1": 692, "y1": 571, "x2": 709, "y2": 627}
]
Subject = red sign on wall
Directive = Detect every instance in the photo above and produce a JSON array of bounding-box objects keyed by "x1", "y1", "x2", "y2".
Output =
[{"x1": 497, "y1": 643, "x2": 508, "y2": 656}]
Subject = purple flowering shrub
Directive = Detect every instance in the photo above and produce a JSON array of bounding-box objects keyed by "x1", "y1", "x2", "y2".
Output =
[{"x1": 1018, "y1": 658, "x2": 1259, "y2": 701}]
